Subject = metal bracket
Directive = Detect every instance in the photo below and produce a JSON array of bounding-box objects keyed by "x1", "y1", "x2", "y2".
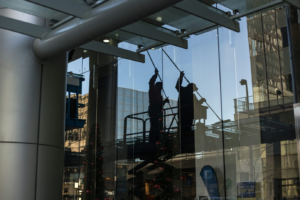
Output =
[{"x1": 174, "y1": 0, "x2": 240, "y2": 32}]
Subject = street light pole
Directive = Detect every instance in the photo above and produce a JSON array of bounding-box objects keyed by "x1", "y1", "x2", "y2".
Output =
[
  {"x1": 240, "y1": 79, "x2": 254, "y2": 180},
  {"x1": 240, "y1": 79, "x2": 250, "y2": 118}
]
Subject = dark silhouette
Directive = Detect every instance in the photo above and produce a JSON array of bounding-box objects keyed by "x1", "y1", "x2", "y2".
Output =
[
  {"x1": 148, "y1": 69, "x2": 169, "y2": 143},
  {"x1": 176, "y1": 71, "x2": 205, "y2": 134},
  {"x1": 68, "y1": 49, "x2": 75, "y2": 62}
]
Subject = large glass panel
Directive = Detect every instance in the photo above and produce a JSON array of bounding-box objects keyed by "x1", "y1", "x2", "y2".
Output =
[
  {"x1": 219, "y1": 5, "x2": 299, "y2": 200},
  {"x1": 61, "y1": 3, "x2": 300, "y2": 200},
  {"x1": 162, "y1": 27, "x2": 223, "y2": 199}
]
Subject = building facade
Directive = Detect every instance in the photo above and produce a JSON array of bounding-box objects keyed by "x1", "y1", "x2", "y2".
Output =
[{"x1": 1, "y1": 0, "x2": 300, "y2": 200}]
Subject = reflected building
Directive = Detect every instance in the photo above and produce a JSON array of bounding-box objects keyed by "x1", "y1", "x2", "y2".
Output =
[
  {"x1": 225, "y1": 7, "x2": 300, "y2": 199},
  {"x1": 3, "y1": 1, "x2": 300, "y2": 200},
  {"x1": 58, "y1": 6, "x2": 300, "y2": 200},
  {"x1": 63, "y1": 89, "x2": 177, "y2": 200}
]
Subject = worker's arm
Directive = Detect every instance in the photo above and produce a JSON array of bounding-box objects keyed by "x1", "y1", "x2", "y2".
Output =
[
  {"x1": 163, "y1": 97, "x2": 169, "y2": 106},
  {"x1": 199, "y1": 97, "x2": 206, "y2": 105},
  {"x1": 175, "y1": 71, "x2": 185, "y2": 92},
  {"x1": 149, "y1": 69, "x2": 159, "y2": 89}
]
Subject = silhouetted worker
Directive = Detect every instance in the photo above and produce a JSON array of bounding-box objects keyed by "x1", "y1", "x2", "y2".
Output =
[
  {"x1": 68, "y1": 49, "x2": 75, "y2": 62},
  {"x1": 149, "y1": 68, "x2": 169, "y2": 143},
  {"x1": 176, "y1": 71, "x2": 206, "y2": 134}
]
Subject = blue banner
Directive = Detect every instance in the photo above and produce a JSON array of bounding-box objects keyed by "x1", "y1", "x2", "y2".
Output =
[{"x1": 200, "y1": 165, "x2": 220, "y2": 198}]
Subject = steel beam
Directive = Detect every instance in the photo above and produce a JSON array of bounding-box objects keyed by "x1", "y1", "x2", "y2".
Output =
[
  {"x1": 174, "y1": 0, "x2": 240, "y2": 32},
  {"x1": 33, "y1": 0, "x2": 183, "y2": 60},
  {"x1": 25, "y1": 0, "x2": 91, "y2": 18},
  {"x1": 81, "y1": 41, "x2": 145, "y2": 63},
  {"x1": 0, "y1": 15, "x2": 49, "y2": 38},
  {"x1": 231, "y1": 0, "x2": 284, "y2": 20},
  {"x1": 121, "y1": 22, "x2": 188, "y2": 49},
  {"x1": 0, "y1": 15, "x2": 145, "y2": 62},
  {"x1": 138, "y1": 0, "x2": 286, "y2": 52},
  {"x1": 136, "y1": 23, "x2": 216, "y2": 53},
  {"x1": 285, "y1": 0, "x2": 300, "y2": 9}
]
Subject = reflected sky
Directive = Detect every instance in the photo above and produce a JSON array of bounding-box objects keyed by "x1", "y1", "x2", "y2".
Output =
[{"x1": 68, "y1": 16, "x2": 253, "y2": 125}]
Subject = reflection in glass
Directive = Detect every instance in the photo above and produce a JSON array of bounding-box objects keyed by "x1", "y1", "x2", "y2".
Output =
[
  {"x1": 266, "y1": 51, "x2": 280, "y2": 78},
  {"x1": 263, "y1": 13, "x2": 276, "y2": 32},
  {"x1": 61, "y1": 4, "x2": 300, "y2": 200}
]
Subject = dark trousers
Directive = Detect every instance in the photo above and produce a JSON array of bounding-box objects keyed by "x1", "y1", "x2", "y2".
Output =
[
  {"x1": 148, "y1": 105, "x2": 161, "y2": 143},
  {"x1": 180, "y1": 108, "x2": 194, "y2": 134}
]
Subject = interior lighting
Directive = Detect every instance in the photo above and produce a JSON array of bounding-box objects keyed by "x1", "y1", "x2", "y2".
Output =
[
  {"x1": 156, "y1": 16, "x2": 162, "y2": 22},
  {"x1": 103, "y1": 39, "x2": 110, "y2": 43}
]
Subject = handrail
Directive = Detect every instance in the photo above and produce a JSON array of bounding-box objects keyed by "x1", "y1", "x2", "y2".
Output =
[{"x1": 123, "y1": 106, "x2": 178, "y2": 146}]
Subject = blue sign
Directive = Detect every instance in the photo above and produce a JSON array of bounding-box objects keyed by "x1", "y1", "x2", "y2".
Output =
[
  {"x1": 200, "y1": 166, "x2": 220, "y2": 198},
  {"x1": 237, "y1": 181, "x2": 256, "y2": 198}
]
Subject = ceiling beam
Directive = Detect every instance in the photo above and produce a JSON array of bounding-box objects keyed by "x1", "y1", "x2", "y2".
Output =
[
  {"x1": 137, "y1": 0, "x2": 285, "y2": 52},
  {"x1": 231, "y1": 0, "x2": 284, "y2": 20},
  {"x1": 81, "y1": 41, "x2": 145, "y2": 63},
  {"x1": 173, "y1": 0, "x2": 240, "y2": 32},
  {"x1": 121, "y1": 22, "x2": 188, "y2": 49},
  {"x1": 0, "y1": 15, "x2": 49, "y2": 38},
  {"x1": 25, "y1": 0, "x2": 90, "y2": 18},
  {"x1": 136, "y1": 23, "x2": 216, "y2": 53},
  {"x1": 0, "y1": 15, "x2": 144, "y2": 62}
]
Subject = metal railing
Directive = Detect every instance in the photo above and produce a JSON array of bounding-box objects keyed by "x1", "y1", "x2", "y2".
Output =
[
  {"x1": 234, "y1": 96, "x2": 294, "y2": 114},
  {"x1": 123, "y1": 106, "x2": 178, "y2": 145}
]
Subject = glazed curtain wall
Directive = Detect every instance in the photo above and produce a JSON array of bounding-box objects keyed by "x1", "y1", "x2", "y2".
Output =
[
  {"x1": 115, "y1": 5, "x2": 299, "y2": 200},
  {"x1": 62, "y1": 4, "x2": 299, "y2": 200}
]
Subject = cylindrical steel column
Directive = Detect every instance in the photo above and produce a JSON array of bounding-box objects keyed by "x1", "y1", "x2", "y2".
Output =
[{"x1": 0, "y1": 8, "x2": 67, "y2": 200}]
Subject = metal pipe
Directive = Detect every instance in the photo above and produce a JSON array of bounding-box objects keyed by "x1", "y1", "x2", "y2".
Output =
[{"x1": 33, "y1": 0, "x2": 183, "y2": 60}]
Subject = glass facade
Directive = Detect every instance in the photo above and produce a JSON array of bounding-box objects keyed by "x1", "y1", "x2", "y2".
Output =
[{"x1": 62, "y1": 4, "x2": 300, "y2": 200}]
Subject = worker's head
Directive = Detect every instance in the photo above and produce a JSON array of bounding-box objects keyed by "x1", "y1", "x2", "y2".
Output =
[
  {"x1": 188, "y1": 83, "x2": 198, "y2": 92},
  {"x1": 155, "y1": 82, "x2": 162, "y2": 91}
]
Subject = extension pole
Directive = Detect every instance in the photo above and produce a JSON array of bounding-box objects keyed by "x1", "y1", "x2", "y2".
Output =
[
  {"x1": 162, "y1": 49, "x2": 221, "y2": 121},
  {"x1": 146, "y1": 51, "x2": 178, "y2": 124}
]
